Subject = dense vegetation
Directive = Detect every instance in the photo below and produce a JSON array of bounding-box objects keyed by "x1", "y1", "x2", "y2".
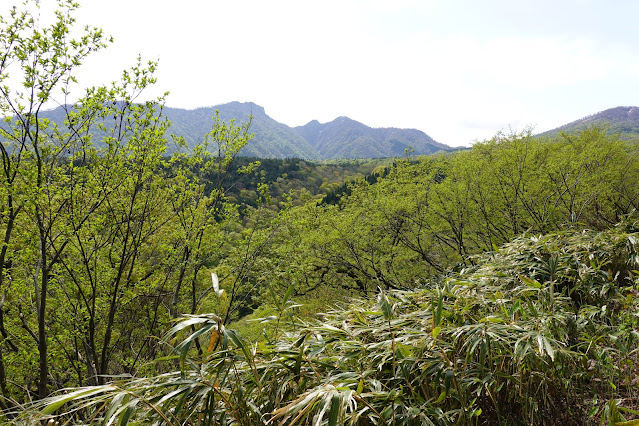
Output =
[
  {"x1": 198, "y1": 156, "x2": 386, "y2": 211},
  {"x1": 22, "y1": 222, "x2": 639, "y2": 425},
  {"x1": 2, "y1": 1, "x2": 639, "y2": 425},
  {"x1": 541, "y1": 106, "x2": 639, "y2": 141}
]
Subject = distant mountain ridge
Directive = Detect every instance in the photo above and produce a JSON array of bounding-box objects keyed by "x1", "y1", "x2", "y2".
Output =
[
  {"x1": 165, "y1": 102, "x2": 449, "y2": 159},
  {"x1": 294, "y1": 115, "x2": 448, "y2": 159},
  {"x1": 540, "y1": 106, "x2": 639, "y2": 139},
  {"x1": 33, "y1": 101, "x2": 448, "y2": 159}
]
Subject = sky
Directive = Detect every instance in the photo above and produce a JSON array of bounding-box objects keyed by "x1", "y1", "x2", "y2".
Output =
[{"x1": 13, "y1": 0, "x2": 639, "y2": 147}]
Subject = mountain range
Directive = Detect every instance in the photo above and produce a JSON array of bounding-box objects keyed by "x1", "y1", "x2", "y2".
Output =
[
  {"x1": 34, "y1": 103, "x2": 639, "y2": 159},
  {"x1": 164, "y1": 102, "x2": 450, "y2": 159},
  {"x1": 156, "y1": 104, "x2": 639, "y2": 158}
]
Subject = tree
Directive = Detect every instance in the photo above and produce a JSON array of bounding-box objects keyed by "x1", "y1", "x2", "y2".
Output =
[
  {"x1": 0, "y1": 0, "x2": 113, "y2": 400},
  {"x1": 0, "y1": 0, "x2": 261, "y2": 404},
  {"x1": 0, "y1": 3, "x2": 267, "y2": 408}
]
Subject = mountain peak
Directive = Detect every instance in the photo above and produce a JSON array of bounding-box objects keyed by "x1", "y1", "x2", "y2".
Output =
[
  {"x1": 293, "y1": 113, "x2": 447, "y2": 159},
  {"x1": 218, "y1": 101, "x2": 266, "y2": 117}
]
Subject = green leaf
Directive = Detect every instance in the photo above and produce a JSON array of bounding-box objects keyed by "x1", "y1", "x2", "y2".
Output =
[
  {"x1": 226, "y1": 328, "x2": 251, "y2": 360},
  {"x1": 434, "y1": 291, "x2": 444, "y2": 327},
  {"x1": 542, "y1": 336, "x2": 555, "y2": 361},
  {"x1": 328, "y1": 394, "x2": 340, "y2": 426},
  {"x1": 616, "y1": 421, "x2": 639, "y2": 426},
  {"x1": 117, "y1": 399, "x2": 139, "y2": 426},
  {"x1": 283, "y1": 284, "x2": 295, "y2": 305},
  {"x1": 163, "y1": 314, "x2": 220, "y2": 341},
  {"x1": 519, "y1": 274, "x2": 542, "y2": 289},
  {"x1": 619, "y1": 406, "x2": 639, "y2": 417},
  {"x1": 294, "y1": 347, "x2": 303, "y2": 376},
  {"x1": 444, "y1": 370, "x2": 454, "y2": 393},
  {"x1": 248, "y1": 315, "x2": 277, "y2": 323},
  {"x1": 432, "y1": 326, "x2": 442, "y2": 340},
  {"x1": 41, "y1": 386, "x2": 116, "y2": 415},
  {"x1": 379, "y1": 290, "x2": 393, "y2": 320}
]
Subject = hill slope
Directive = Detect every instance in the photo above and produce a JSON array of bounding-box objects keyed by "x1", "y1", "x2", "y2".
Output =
[
  {"x1": 165, "y1": 102, "x2": 319, "y2": 159},
  {"x1": 540, "y1": 106, "x2": 639, "y2": 139}
]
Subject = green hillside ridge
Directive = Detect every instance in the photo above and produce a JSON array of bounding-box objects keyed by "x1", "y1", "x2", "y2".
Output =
[
  {"x1": 294, "y1": 115, "x2": 448, "y2": 158},
  {"x1": 540, "y1": 106, "x2": 639, "y2": 139},
  {"x1": 165, "y1": 102, "x2": 319, "y2": 159},
  {"x1": 168, "y1": 102, "x2": 450, "y2": 159}
]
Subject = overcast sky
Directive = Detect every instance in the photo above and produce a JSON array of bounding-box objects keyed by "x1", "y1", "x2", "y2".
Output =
[{"x1": 16, "y1": 0, "x2": 639, "y2": 147}]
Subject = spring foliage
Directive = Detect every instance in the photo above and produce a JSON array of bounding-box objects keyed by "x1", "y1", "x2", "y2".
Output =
[{"x1": 20, "y1": 218, "x2": 639, "y2": 425}]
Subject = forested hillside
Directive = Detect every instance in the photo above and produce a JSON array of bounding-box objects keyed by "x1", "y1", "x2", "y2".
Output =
[
  {"x1": 541, "y1": 106, "x2": 639, "y2": 140},
  {"x1": 197, "y1": 156, "x2": 387, "y2": 211},
  {"x1": 165, "y1": 102, "x2": 319, "y2": 158},
  {"x1": 166, "y1": 102, "x2": 449, "y2": 159},
  {"x1": 293, "y1": 116, "x2": 448, "y2": 158},
  {"x1": 3, "y1": 1, "x2": 639, "y2": 425}
]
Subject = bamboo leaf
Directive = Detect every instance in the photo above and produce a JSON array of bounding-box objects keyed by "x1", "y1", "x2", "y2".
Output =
[
  {"x1": 616, "y1": 420, "x2": 639, "y2": 426},
  {"x1": 212, "y1": 272, "x2": 219, "y2": 294},
  {"x1": 163, "y1": 315, "x2": 219, "y2": 341},
  {"x1": 432, "y1": 326, "x2": 442, "y2": 340},
  {"x1": 207, "y1": 330, "x2": 218, "y2": 353},
  {"x1": 41, "y1": 386, "x2": 116, "y2": 415},
  {"x1": 542, "y1": 336, "x2": 555, "y2": 361},
  {"x1": 211, "y1": 272, "x2": 225, "y2": 299},
  {"x1": 444, "y1": 370, "x2": 454, "y2": 393},
  {"x1": 434, "y1": 291, "x2": 444, "y2": 327},
  {"x1": 328, "y1": 394, "x2": 340, "y2": 426},
  {"x1": 283, "y1": 284, "x2": 295, "y2": 305},
  {"x1": 379, "y1": 290, "x2": 393, "y2": 320},
  {"x1": 117, "y1": 399, "x2": 139, "y2": 426},
  {"x1": 226, "y1": 328, "x2": 251, "y2": 361},
  {"x1": 519, "y1": 274, "x2": 542, "y2": 289}
]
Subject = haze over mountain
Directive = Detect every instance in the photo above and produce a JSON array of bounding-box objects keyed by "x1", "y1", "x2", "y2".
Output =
[{"x1": 539, "y1": 106, "x2": 639, "y2": 140}]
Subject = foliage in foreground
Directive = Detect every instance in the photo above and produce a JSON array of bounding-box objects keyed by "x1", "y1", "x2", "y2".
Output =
[{"x1": 17, "y1": 219, "x2": 639, "y2": 425}]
